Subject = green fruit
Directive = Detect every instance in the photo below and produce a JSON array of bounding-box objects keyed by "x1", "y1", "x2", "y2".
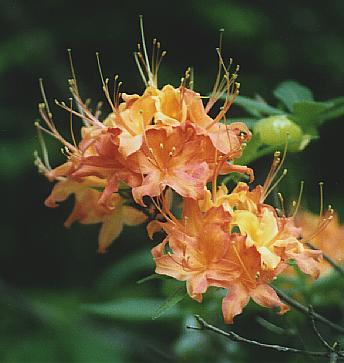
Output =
[{"x1": 253, "y1": 115, "x2": 303, "y2": 152}]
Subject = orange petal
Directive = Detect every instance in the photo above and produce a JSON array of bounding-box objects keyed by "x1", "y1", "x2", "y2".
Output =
[
  {"x1": 118, "y1": 133, "x2": 143, "y2": 157},
  {"x1": 186, "y1": 273, "x2": 208, "y2": 303},
  {"x1": 168, "y1": 161, "x2": 209, "y2": 200},
  {"x1": 250, "y1": 284, "x2": 289, "y2": 314},
  {"x1": 147, "y1": 220, "x2": 164, "y2": 239},
  {"x1": 154, "y1": 254, "x2": 189, "y2": 281},
  {"x1": 222, "y1": 283, "x2": 250, "y2": 324},
  {"x1": 288, "y1": 249, "x2": 322, "y2": 279},
  {"x1": 122, "y1": 206, "x2": 147, "y2": 226},
  {"x1": 98, "y1": 215, "x2": 124, "y2": 254},
  {"x1": 45, "y1": 179, "x2": 80, "y2": 208},
  {"x1": 132, "y1": 171, "x2": 163, "y2": 206}
]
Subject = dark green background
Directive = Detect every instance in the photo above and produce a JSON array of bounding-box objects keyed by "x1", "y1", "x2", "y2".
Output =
[{"x1": 1, "y1": 1, "x2": 343, "y2": 362}]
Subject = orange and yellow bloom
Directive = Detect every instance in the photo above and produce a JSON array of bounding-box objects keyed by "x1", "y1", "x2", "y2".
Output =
[{"x1": 35, "y1": 24, "x2": 329, "y2": 324}]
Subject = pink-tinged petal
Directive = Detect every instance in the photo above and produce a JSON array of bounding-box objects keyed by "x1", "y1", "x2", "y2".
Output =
[
  {"x1": 132, "y1": 171, "x2": 163, "y2": 206},
  {"x1": 183, "y1": 88, "x2": 213, "y2": 129},
  {"x1": 98, "y1": 175, "x2": 119, "y2": 209},
  {"x1": 219, "y1": 163, "x2": 254, "y2": 182},
  {"x1": 118, "y1": 133, "x2": 143, "y2": 157},
  {"x1": 97, "y1": 215, "x2": 124, "y2": 254},
  {"x1": 208, "y1": 126, "x2": 241, "y2": 155},
  {"x1": 154, "y1": 254, "x2": 189, "y2": 281},
  {"x1": 186, "y1": 273, "x2": 208, "y2": 303},
  {"x1": 151, "y1": 237, "x2": 169, "y2": 258},
  {"x1": 168, "y1": 161, "x2": 209, "y2": 200},
  {"x1": 46, "y1": 161, "x2": 74, "y2": 181},
  {"x1": 222, "y1": 283, "x2": 250, "y2": 324},
  {"x1": 250, "y1": 284, "x2": 289, "y2": 314},
  {"x1": 121, "y1": 206, "x2": 147, "y2": 226},
  {"x1": 287, "y1": 250, "x2": 322, "y2": 279}
]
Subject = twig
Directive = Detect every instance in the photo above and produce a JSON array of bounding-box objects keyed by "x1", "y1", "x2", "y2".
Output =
[
  {"x1": 306, "y1": 242, "x2": 344, "y2": 276},
  {"x1": 309, "y1": 305, "x2": 334, "y2": 351},
  {"x1": 187, "y1": 315, "x2": 344, "y2": 360},
  {"x1": 274, "y1": 287, "x2": 344, "y2": 335},
  {"x1": 308, "y1": 305, "x2": 342, "y2": 362}
]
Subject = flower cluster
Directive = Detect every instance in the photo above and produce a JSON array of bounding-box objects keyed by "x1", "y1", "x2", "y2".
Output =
[
  {"x1": 149, "y1": 174, "x2": 324, "y2": 323},
  {"x1": 293, "y1": 211, "x2": 344, "y2": 276},
  {"x1": 35, "y1": 27, "x2": 326, "y2": 323}
]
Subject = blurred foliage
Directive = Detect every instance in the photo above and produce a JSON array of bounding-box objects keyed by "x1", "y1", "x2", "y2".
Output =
[{"x1": 1, "y1": 0, "x2": 344, "y2": 362}]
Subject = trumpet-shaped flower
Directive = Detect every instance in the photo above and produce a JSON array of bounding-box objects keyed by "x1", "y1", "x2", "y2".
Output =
[
  {"x1": 69, "y1": 127, "x2": 142, "y2": 208},
  {"x1": 221, "y1": 235, "x2": 289, "y2": 323},
  {"x1": 289, "y1": 211, "x2": 344, "y2": 276},
  {"x1": 45, "y1": 176, "x2": 147, "y2": 253},
  {"x1": 128, "y1": 126, "x2": 212, "y2": 206},
  {"x1": 149, "y1": 198, "x2": 241, "y2": 302},
  {"x1": 105, "y1": 85, "x2": 187, "y2": 157}
]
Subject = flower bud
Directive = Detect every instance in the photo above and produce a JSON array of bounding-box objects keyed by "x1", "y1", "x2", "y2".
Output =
[{"x1": 253, "y1": 115, "x2": 303, "y2": 152}]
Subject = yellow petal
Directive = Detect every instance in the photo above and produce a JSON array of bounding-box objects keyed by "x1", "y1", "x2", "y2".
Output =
[
  {"x1": 257, "y1": 208, "x2": 279, "y2": 245},
  {"x1": 257, "y1": 246, "x2": 281, "y2": 270},
  {"x1": 232, "y1": 210, "x2": 259, "y2": 247},
  {"x1": 98, "y1": 215, "x2": 123, "y2": 254},
  {"x1": 122, "y1": 206, "x2": 147, "y2": 226}
]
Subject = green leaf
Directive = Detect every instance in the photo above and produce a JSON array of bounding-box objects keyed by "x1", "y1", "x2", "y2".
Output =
[
  {"x1": 83, "y1": 297, "x2": 181, "y2": 320},
  {"x1": 234, "y1": 95, "x2": 282, "y2": 117},
  {"x1": 316, "y1": 97, "x2": 344, "y2": 124},
  {"x1": 290, "y1": 101, "x2": 331, "y2": 136},
  {"x1": 152, "y1": 286, "x2": 186, "y2": 320},
  {"x1": 225, "y1": 117, "x2": 259, "y2": 129},
  {"x1": 274, "y1": 80, "x2": 313, "y2": 111},
  {"x1": 97, "y1": 249, "x2": 153, "y2": 293}
]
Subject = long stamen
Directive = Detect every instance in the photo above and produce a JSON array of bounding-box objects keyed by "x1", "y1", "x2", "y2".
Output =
[
  {"x1": 35, "y1": 123, "x2": 51, "y2": 170},
  {"x1": 134, "y1": 50, "x2": 148, "y2": 86},
  {"x1": 37, "y1": 99, "x2": 79, "y2": 154},
  {"x1": 261, "y1": 137, "x2": 289, "y2": 202},
  {"x1": 292, "y1": 181, "x2": 304, "y2": 218},
  {"x1": 205, "y1": 29, "x2": 224, "y2": 114},
  {"x1": 264, "y1": 169, "x2": 288, "y2": 201},
  {"x1": 39, "y1": 78, "x2": 52, "y2": 117},
  {"x1": 67, "y1": 49, "x2": 79, "y2": 93},
  {"x1": 139, "y1": 15, "x2": 153, "y2": 84},
  {"x1": 318, "y1": 182, "x2": 324, "y2": 224},
  {"x1": 54, "y1": 98, "x2": 103, "y2": 129},
  {"x1": 69, "y1": 98, "x2": 77, "y2": 148},
  {"x1": 277, "y1": 192, "x2": 286, "y2": 218},
  {"x1": 302, "y1": 208, "x2": 334, "y2": 243},
  {"x1": 96, "y1": 52, "x2": 119, "y2": 114}
]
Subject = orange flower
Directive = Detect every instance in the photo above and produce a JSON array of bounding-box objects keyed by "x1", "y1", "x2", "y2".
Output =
[
  {"x1": 104, "y1": 81, "x2": 251, "y2": 161},
  {"x1": 69, "y1": 127, "x2": 142, "y2": 208},
  {"x1": 149, "y1": 196, "x2": 289, "y2": 323},
  {"x1": 45, "y1": 176, "x2": 147, "y2": 253},
  {"x1": 294, "y1": 211, "x2": 344, "y2": 276},
  {"x1": 221, "y1": 235, "x2": 289, "y2": 324},
  {"x1": 128, "y1": 126, "x2": 212, "y2": 206},
  {"x1": 104, "y1": 85, "x2": 186, "y2": 157},
  {"x1": 149, "y1": 198, "x2": 241, "y2": 302}
]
